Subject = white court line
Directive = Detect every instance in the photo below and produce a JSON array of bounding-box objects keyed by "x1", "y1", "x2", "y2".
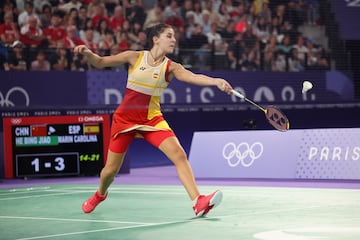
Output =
[
  {"x1": 0, "y1": 215, "x2": 153, "y2": 225},
  {"x1": 0, "y1": 191, "x2": 80, "y2": 201},
  {"x1": 14, "y1": 219, "x2": 195, "y2": 240},
  {"x1": 0, "y1": 189, "x2": 188, "y2": 201},
  {"x1": 12, "y1": 206, "x2": 329, "y2": 240}
]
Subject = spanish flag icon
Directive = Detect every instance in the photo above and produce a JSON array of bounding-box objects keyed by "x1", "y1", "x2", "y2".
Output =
[
  {"x1": 152, "y1": 69, "x2": 160, "y2": 79},
  {"x1": 83, "y1": 123, "x2": 100, "y2": 134}
]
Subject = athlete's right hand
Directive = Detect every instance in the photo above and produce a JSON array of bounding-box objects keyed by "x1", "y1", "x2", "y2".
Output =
[{"x1": 73, "y1": 45, "x2": 91, "y2": 55}]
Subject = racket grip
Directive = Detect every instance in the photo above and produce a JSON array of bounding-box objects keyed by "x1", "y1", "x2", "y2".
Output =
[{"x1": 231, "y1": 90, "x2": 245, "y2": 99}]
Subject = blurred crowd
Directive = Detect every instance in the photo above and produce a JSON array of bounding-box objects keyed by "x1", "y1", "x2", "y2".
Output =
[{"x1": 0, "y1": 0, "x2": 329, "y2": 71}]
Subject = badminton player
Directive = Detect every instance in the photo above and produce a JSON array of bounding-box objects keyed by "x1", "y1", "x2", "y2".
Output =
[{"x1": 73, "y1": 23, "x2": 233, "y2": 217}]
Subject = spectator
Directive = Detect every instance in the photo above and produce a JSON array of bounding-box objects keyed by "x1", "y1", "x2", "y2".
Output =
[
  {"x1": 259, "y1": 2, "x2": 272, "y2": 24},
  {"x1": 117, "y1": 31, "x2": 130, "y2": 52},
  {"x1": 82, "y1": 29, "x2": 99, "y2": 52},
  {"x1": 123, "y1": 0, "x2": 146, "y2": 25},
  {"x1": 64, "y1": 25, "x2": 85, "y2": 48},
  {"x1": 253, "y1": 16, "x2": 270, "y2": 43},
  {"x1": 77, "y1": 6, "x2": 90, "y2": 31},
  {"x1": 49, "y1": 40, "x2": 71, "y2": 70},
  {"x1": 97, "y1": 19, "x2": 111, "y2": 43},
  {"x1": 272, "y1": 51, "x2": 286, "y2": 72},
  {"x1": 217, "y1": 3, "x2": 232, "y2": 32},
  {"x1": 33, "y1": 0, "x2": 51, "y2": 14},
  {"x1": 305, "y1": 0, "x2": 319, "y2": 25},
  {"x1": 109, "y1": 5, "x2": 126, "y2": 33},
  {"x1": 206, "y1": 22, "x2": 227, "y2": 53},
  {"x1": 240, "y1": 49, "x2": 260, "y2": 71},
  {"x1": 20, "y1": 15, "x2": 45, "y2": 48},
  {"x1": 184, "y1": 11, "x2": 197, "y2": 39},
  {"x1": 92, "y1": 5, "x2": 110, "y2": 30},
  {"x1": 277, "y1": 34, "x2": 292, "y2": 55},
  {"x1": 0, "y1": 12, "x2": 20, "y2": 47},
  {"x1": 263, "y1": 35, "x2": 279, "y2": 70},
  {"x1": 18, "y1": 1, "x2": 40, "y2": 27},
  {"x1": 292, "y1": 35, "x2": 309, "y2": 64},
  {"x1": 44, "y1": 12, "x2": 67, "y2": 48},
  {"x1": 30, "y1": 50, "x2": 50, "y2": 71},
  {"x1": 87, "y1": 0, "x2": 107, "y2": 18},
  {"x1": 269, "y1": 15, "x2": 281, "y2": 37},
  {"x1": 126, "y1": 21, "x2": 143, "y2": 46},
  {"x1": 99, "y1": 29, "x2": 116, "y2": 52},
  {"x1": 129, "y1": 31, "x2": 147, "y2": 51},
  {"x1": 180, "y1": 0, "x2": 193, "y2": 26},
  {"x1": 71, "y1": 53, "x2": 89, "y2": 71},
  {"x1": 0, "y1": 42, "x2": 10, "y2": 71},
  {"x1": 8, "y1": 40, "x2": 28, "y2": 71},
  {"x1": 226, "y1": 32, "x2": 245, "y2": 69},
  {"x1": 199, "y1": 10, "x2": 211, "y2": 35},
  {"x1": 80, "y1": 18, "x2": 100, "y2": 44},
  {"x1": 143, "y1": 2, "x2": 164, "y2": 29},
  {"x1": 188, "y1": 24, "x2": 210, "y2": 69},
  {"x1": 288, "y1": 47, "x2": 304, "y2": 72},
  {"x1": 60, "y1": 0, "x2": 82, "y2": 13},
  {"x1": 235, "y1": 14, "x2": 248, "y2": 34},
  {"x1": 192, "y1": 1, "x2": 203, "y2": 25},
  {"x1": 242, "y1": 25, "x2": 257, "y2": 52},
  {"x1": 39, "y1": 5, "x2": 52, "y2": 28}
]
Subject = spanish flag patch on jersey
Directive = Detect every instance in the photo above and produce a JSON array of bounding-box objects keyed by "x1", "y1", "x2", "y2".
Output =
[{"x1": 152, "y1": 69, "x2": 160, "y2": 79}]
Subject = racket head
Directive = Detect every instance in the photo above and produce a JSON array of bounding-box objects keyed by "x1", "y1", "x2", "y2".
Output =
[{"x1": 264, "y1": 106, "x2": 290, "y2": 132}]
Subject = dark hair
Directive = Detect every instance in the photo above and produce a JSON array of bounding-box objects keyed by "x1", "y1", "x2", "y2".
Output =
[{"x1": 144, "y1": 23, "x2": 173, "y2": 50}]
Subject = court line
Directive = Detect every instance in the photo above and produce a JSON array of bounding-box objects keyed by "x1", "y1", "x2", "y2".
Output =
[
  {"x1": 0, "y1": 191, "x2": 81, "y2": 201},
  {"x1": 0, "y1": 215, "x2": 153, "y2": 225},
  {"x1": 12, "y1": 206, "x2": 331, "y2": 240},
  {"x1": 14, "y1": 215, "x2": 235, "y2": 240}
]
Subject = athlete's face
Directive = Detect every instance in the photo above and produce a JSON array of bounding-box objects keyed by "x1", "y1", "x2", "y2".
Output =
[{"x1": 155, "y1": 28, "x2": 176, "y2": 54}]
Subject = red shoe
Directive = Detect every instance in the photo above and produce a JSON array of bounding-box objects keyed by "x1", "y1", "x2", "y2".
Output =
[
  {"x1": 193, "y1": 190, "x2": 223, "y2": 217},
  {"x1": 82, "y1": 190, "x2": 107, "y2": 213}
]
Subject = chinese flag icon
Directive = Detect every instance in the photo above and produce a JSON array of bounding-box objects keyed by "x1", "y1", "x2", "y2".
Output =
[{"x1": 31, "y1": 125, "x2": 47, "y2": 137}]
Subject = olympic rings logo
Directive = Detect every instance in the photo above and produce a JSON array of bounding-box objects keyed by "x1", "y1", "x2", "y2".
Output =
[
  {"x1": 0, "y1": 87, "x2": 30, "y2": 107},
  {"x1": 222, "y1": 142, "x2": 264, "y2": 167}
]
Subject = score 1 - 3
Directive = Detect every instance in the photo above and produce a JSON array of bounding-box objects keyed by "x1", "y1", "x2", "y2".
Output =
[{"x1": 15, "y1": 152, "x2": 80, "y2": 177}]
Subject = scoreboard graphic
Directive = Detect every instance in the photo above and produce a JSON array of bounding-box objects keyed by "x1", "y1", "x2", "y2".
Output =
[{"x1": 3, "y1": 115, "x2": 111, "y2": 178}]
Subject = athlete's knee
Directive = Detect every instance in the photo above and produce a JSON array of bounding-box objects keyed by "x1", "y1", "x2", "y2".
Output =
[
  {"x1": 101, "y1": 165, "x2": 119, "y2": 178},
  {"x1": 171, "y1": 147, "x2": 188, "y2": 164}
]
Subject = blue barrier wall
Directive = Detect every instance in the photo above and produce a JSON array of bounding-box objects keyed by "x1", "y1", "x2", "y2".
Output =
[{"x1": 1, "y1": 70, "x2": 359, "y2": 178}]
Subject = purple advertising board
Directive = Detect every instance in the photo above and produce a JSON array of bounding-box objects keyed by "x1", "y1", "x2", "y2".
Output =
[
  {"x1": 331, "y1": 0, "x2": 360, "y2": 40},
  {"x1": 86, "y1": 71, "x2": 354, "y2": 105},
  {"x1": 0, "y1": 71, "x2": 87, "y2": 107},
  {"x1": 189, "y1": 128, "x2": 360, "y2": 180}
]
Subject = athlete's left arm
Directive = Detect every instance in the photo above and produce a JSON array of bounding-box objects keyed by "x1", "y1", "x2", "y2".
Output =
[{"x1": 170, "y1": 61, "x2": 233, "y2": 94}]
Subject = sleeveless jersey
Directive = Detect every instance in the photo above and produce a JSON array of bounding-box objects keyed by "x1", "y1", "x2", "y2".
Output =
[{"x1": 111, "y1": 51, "x2": 174, "y2": 138}]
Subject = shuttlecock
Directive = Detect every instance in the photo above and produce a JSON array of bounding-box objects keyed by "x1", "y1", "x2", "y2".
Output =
[{"x1": 302, "y1": 80, "x2": 313, "y2": 94}]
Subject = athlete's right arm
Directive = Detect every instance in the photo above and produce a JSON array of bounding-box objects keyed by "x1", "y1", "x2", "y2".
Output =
[{"x1": 73, "y1": 45, "x2": 139, "y2": 69}]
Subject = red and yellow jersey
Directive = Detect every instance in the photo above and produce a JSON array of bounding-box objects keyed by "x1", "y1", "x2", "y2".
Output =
[{"x1": 111, "y1": 51, "x2": 174, "y2": 138}]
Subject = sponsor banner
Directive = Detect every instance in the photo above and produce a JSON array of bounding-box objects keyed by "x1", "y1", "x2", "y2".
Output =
[
  {"x1": 189, "y1": 128, "x2": 360, "y2": 180},
  {"x1": 331, "y1": 0, "x2": 360, "y2": 40},
  {"x1": 0, "y1": 71, "x2": 87, "y2": 107},
  {"x1": 86, "y1": 71, "x2": 353, "y2": 105}
]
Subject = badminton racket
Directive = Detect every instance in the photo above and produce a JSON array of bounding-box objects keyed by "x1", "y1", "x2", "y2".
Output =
[{"x1": 231, "y1": 90, "x2": 290, "y2": 132}]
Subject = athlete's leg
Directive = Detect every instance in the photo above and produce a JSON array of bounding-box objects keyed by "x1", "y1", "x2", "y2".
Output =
[
  {"x1": 97, "y1": 131, "x2": 135, "y2": 194},
  {"x1": 157, "y1": 137, "x2": 223, "y2": 217},
  {"x1": 98, "y1": 150, "x2": 126, "y2": 195},
  {"x1": 142, "y1": 130, "x2": 199, "y2": 200},
  {"x1": 82, "y1": 131, "x2": 134, "y2": 213}
]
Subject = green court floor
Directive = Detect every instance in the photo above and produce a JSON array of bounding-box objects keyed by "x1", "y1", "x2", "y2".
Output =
[{"x1": 0, "y1": 184, "x2": 359, "y2": 240}]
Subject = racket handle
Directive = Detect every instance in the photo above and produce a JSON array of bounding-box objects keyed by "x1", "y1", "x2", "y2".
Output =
[{"x1": 231, "y1": 90, "x2": 245, "y2": 99}]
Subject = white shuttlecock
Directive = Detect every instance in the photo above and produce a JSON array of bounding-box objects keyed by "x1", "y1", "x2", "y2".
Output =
[{"x1": 302, "y1": 80, "x2": 313, "y2": 94}]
